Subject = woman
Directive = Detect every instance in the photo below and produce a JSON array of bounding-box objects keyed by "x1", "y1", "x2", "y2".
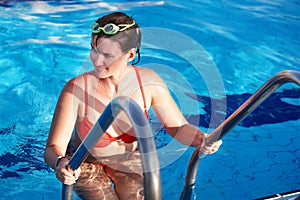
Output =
[{"x1": 44, "y1": 12, "x2": 222, "y2": 200}]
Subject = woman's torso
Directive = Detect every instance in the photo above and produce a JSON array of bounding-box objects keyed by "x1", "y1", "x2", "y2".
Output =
[{"x1": 71, "y1": 65, "x2": 150, "y2": 159}]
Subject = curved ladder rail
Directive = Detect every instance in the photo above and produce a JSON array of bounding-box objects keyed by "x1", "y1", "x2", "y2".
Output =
[
  {"x1": 62, "y1": 96, "x2": 161, "y2": 200},
  {"x1": 180, "y1": 70, "x2": 300, "y2": 199}
]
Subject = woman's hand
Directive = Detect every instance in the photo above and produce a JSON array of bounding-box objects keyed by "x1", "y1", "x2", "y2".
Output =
[
  {"x1": 55, "y1": 157, "x2": 81, "y2": 185},
  {"x1": 200, "y1": 134, "x2": 223, "y2": 154}
]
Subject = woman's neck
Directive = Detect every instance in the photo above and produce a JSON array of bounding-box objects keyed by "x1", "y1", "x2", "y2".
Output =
[{"x1": 100, "y1": 64, "x2": 133, "y2": 94}]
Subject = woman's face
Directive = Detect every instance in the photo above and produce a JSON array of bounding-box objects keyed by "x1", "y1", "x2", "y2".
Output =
[{"x1": 90, "y1": 36, "x2": 127, "y2": 78}]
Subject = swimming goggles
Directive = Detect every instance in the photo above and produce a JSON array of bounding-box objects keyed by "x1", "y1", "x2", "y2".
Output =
[{"x1": 91, "y1": 20, "x2": 136, "y2": 35}]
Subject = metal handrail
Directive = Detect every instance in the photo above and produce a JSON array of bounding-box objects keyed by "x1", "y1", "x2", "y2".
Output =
[
  {"x1": 62, "y1": 96, "x2": 161, "y2": 200},
  {"x1": 180, "y1": 70, "x2": 300, "y2": 199}
]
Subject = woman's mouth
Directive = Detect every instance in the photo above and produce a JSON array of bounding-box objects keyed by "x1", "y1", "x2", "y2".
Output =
[{"x1": 94, "y1": 65, "x2": 108, "y2": 77}]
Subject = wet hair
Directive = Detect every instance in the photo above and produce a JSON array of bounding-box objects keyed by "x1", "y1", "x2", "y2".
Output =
[{"x1": 92, "y1": 12, "x2": 141, "y2": 65}]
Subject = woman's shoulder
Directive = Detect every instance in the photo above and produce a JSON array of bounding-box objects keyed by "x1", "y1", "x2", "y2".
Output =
[
  {"x1": 64, "y1": 71, "x2": 95, "y2": 87},
  {"x1": 134, "y1": 66, "x2": 168, "y2": 95},
  {"x1": 61, "y1": 72, "x2": 93, "y2": 95},
  {"x1": 63, "y1": 74, "x2": 82, "y2": 89},
  {"x1": 136, "y1": 66, "x2": 156, "y2": 74},
  {"x1": 135, "y1": 66, "x2": 164, "y2": 82}
]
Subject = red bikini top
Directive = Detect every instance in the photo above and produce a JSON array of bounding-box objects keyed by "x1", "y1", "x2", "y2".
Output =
[{"x1": 77, "y1": 66, "x2": 148, "y2": 148}]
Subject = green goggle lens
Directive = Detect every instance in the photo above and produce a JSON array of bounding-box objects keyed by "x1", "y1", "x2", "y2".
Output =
[{"x1": 91, "y1": 20, "x2": 135, "y2": 35}]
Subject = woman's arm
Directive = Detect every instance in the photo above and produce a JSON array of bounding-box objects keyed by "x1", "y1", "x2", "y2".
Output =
[
  {"x1": 146, "y1": 69, "x2": 218, "y2": 148},
  {"x1": 151, "y1": 86, "x2": 204, "y2": 146},
  {"x1": 44, "y1": 79, "x2": 78, "y2": 169},
  {"x1": 44, "y1": 78, "x2": 82, "y2": 185}
]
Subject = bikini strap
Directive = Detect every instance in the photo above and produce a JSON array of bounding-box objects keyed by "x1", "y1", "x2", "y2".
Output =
[
  {"x1": 133, "y1": 66, "x2": 149, "y2": 119},
  {"x1": 83, "y1": 73, "x2": 88, "y2": 117}
]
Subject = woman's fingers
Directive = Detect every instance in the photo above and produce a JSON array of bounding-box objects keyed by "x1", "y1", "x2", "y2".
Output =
[
  {"x1": 200, "y1": 140, "x2": 222, "y2": 154},
  {"x1": 56, "y1": 167, "x2": 77, "y2": 185},
  {"x1": 56, "y1": 159, "x2": 81, "y2": 185},
  {"x1": 73, "y1": 167, "x2": 81, "y2": 180}
]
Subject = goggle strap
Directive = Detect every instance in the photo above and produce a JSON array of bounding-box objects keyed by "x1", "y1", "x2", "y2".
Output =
[
  {"x1": 132, "y1": 48, "x2": 140, "y2": 65},
  {"x1": 118, "y1": 21, "x2": 136, "y2": 31}
]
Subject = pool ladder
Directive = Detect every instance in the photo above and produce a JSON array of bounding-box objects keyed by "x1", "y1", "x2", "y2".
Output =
[
  {"x1": 62, "y1": 96, "x2": 161, "y2": 200},
  {"x1": 180, "y1": 70, "x2": 300, "y2": 199},
  {"x1": 61, "y1": 70, "x2": 300, "y2": 200}
]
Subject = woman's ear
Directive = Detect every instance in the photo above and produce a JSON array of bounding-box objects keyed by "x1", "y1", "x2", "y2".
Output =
[{"x1": 126, "y1": 48, "x2": 137, "y2": 62}]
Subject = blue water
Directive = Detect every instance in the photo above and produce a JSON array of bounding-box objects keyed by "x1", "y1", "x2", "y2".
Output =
[{"x1": 0, "y1": 0, "x2": 299, "y2": 199}]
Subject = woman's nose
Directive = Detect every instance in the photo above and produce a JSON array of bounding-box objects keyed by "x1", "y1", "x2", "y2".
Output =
[{"x1": 91, "y1": 52, "x2": 104, "y2": 65}]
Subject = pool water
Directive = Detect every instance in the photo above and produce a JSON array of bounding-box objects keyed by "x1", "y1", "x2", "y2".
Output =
[{"x1": 0, "y1": 0, "x2": 299, "y2": 199}]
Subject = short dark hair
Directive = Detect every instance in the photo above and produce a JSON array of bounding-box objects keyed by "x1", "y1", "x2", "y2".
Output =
[{"x1": 92, "y1": 12, "x2": 141, "y2": 54}]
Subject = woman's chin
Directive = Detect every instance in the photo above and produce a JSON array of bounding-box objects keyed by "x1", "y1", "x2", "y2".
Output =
[{"x1": 95, "y1": 69, "x2": 108, "y2": 78}]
